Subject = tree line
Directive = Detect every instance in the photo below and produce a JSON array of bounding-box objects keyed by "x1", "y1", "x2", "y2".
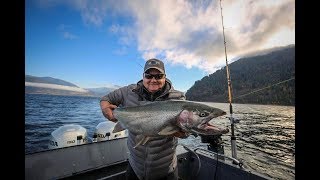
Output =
[{"x1": 185, "y1": 45, "x2": 295, "y2": 106}]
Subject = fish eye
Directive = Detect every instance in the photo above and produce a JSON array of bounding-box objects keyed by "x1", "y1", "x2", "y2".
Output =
[{"x1": 199, "y1": 112, "x2": 207, "y2": 117}]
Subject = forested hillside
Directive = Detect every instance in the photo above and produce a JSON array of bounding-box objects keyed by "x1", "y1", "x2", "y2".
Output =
[{"x1": 185, "y1": 45, "x2": 295, "y2": 106}]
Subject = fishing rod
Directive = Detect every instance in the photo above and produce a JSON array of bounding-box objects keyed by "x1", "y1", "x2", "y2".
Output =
[
  {"x1": 233, "y1": 77, "x2": 295, "y2": 100},
  {"x1": 219, "y1": 0, "x2": 238, "y2": 162}
]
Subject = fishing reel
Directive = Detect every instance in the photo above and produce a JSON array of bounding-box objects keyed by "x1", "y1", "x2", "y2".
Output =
[{"x1": 200, "y1": 134, "x2": 225, "y2": 155}]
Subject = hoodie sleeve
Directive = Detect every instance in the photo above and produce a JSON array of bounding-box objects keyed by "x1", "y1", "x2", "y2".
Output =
[{"x1": 100, "y1": 87, "x2": 125, "y2": 106}]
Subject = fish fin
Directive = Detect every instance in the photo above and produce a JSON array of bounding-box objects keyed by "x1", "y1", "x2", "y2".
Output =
[
  {"x1": 158, "y1": 126, "x2": 180, "y2": 136},
  {"x1": 133, "y1": 135, "x2": 150, "y2": 148},
  {"x1": 112, "y1": 122, "x2": 125, "y2": 133}
]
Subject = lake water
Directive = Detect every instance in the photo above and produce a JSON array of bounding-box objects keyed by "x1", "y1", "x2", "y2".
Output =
[{"x1": 25, "y1": 94, "x2": 295, "y2": 180}]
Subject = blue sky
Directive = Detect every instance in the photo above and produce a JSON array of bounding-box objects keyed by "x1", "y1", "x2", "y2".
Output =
[{"x1": 25, "y1": 0, "x2": 295, "y2": 92}]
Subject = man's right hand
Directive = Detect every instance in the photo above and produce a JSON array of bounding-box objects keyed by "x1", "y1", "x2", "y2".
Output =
[{"x1": 100, "y1": 101, "x2": 118, "y2": 122}]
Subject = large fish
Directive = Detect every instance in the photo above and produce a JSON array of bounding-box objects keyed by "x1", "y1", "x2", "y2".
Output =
[{"x1": 112, "y1": 100, "x2": 229, "y2": 147}]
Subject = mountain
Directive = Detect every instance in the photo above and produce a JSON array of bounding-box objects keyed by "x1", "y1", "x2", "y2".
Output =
[
  {"x1": 25, "y1": 75, "x2": 120, "y2": 97},
  {"x1": 185, "y1": 45, "x2": 295, "y2": 106},
  {"x1": 26, "y1": 75, "x2": 79, "y2": 87}
]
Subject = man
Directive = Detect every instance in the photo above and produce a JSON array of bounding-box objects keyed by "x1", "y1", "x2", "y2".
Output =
[{"x1": 100, "y1": 58, "x2": 188, "y2": 180}]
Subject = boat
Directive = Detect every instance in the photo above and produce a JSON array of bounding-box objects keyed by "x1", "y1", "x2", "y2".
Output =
[{"x1": 25, "y1": 123, "x2": 272, "y2": 180}]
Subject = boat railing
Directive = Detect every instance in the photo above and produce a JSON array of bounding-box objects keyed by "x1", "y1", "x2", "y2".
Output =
[{"x1": 193, "y1": 147, "x2": 243, "y2": 168}]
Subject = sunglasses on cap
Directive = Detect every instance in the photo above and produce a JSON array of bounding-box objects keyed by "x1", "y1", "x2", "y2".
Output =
[{"x1": 144, "y1": 73, "x2": 165, "y2": 80}]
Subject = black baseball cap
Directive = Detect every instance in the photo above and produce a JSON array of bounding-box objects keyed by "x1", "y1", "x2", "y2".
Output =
[{"x1": 144, "y1": 58, "x2": 165, "y2": 74}]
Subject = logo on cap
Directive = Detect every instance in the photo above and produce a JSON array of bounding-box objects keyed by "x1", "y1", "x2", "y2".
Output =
[{"x1": 148, "y1": 60, "x2": 160, "y2": 65}]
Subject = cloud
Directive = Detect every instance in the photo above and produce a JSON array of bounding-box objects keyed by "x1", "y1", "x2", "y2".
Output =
[
  {"x1": 38, "y1": 0, "x2": 295, "y2": 74},
  {"x1": 57, "y1": 24, "x2": 78, "y2": 40},
  {"x1": 25, "y1": 82, "x2": 89, "y2": 93},
  {"x1": 76, "y1": 1, "x2": 109, "y2": 27},
  {"x1": 108, "y1": 24, "x2": 135, "y2": 46},
  {"x1": 122, "y1": 0, "x2": 294, "y2": 73},
  {"x1": 35, "y1": 0, "x2": 109, "y2": 26},
  {"x1": 63, "y1": 31, "x2": 78, "y2": 40}
]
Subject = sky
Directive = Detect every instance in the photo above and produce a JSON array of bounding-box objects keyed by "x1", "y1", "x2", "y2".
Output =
[{"x1": 25, "y1": 0, "x2": 295, "y2": 92}]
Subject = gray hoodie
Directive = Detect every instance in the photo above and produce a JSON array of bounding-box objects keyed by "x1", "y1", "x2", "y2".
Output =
[{"x1": 101, "y1": 79, "x2": 185, "y2": 180}]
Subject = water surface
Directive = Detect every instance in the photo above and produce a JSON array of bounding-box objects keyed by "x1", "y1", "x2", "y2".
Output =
[{"x1": 25, "y1": 94, "x2": 294, "y2": 180}]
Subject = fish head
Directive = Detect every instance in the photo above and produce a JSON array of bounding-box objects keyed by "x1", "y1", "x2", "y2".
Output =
[{"x1": 177, "y1": 103, "x2": 229, "y2": 135}]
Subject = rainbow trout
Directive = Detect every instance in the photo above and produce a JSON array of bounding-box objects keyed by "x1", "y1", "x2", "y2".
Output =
[{"x1": 112, "y1": 100, "x2": 229, "y2": 147}]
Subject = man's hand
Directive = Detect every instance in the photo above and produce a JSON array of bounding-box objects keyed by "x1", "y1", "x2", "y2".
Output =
[{"x1": 100, "y1": 101, "x2": 118, "y2": 122}]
